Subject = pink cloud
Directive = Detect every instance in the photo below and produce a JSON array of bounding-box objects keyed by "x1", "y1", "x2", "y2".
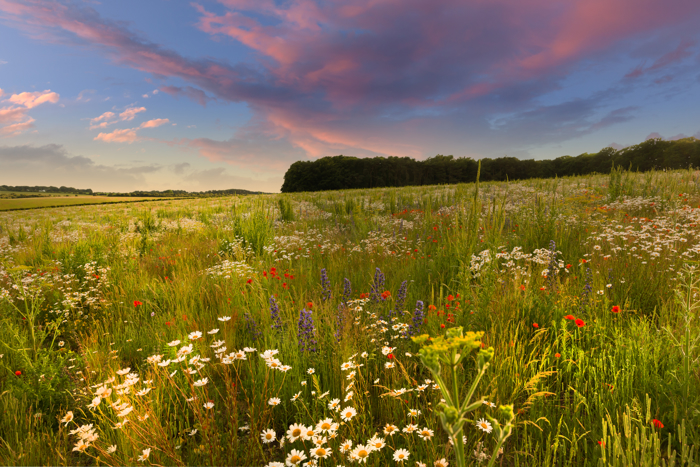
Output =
[
  {"x1": 140, "y1": 118, "x2": 169, "y2": 128},
  {"x1": 89, "y1": 111, "x2": 116, "y2": 129},
  {"x1": 0, "y1": 88, "x2": 59, "y2": 136},
  {"x1": 119, "y1": 106, "x2": 146, "y2": 121},
  {"x1": 0, "y1": 106, "x2": 27, "y2": 124},
  {"x1": 94, "y1": 127, "x2": 139, "y2": 143},
  {"x1": 7, "y1": 89, "x2": 59, "y2": 108},
  {"x1": 0, "y1": 117, "x2": 35, "y2": 136}
]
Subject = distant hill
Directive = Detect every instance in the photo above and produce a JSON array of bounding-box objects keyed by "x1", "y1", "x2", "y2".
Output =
[{"x1": 281, "y1": 137, "x2": 700, "y2": 192}]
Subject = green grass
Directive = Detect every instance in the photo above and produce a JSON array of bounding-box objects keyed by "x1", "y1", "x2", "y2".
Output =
[
  {"x1": 0, "y1": 172, "x2": 698, "y2": 466},
  {"x1": 0, "y1": 196, "x2": 167, "y2": 211}
]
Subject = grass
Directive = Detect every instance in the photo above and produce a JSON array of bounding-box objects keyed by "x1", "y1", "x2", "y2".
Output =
[
  {"x1": 0, "y1": 196, "x2": 168, "y2": 211},
  {"x1": 0, "y1": 170, "x2": 698, "y2": 466}
]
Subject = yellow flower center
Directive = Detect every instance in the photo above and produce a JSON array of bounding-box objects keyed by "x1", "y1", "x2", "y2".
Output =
[
  {"x1": 358, "y1": 450, "x2": 368, "y2": 458},
  {"x1": 316, "y1": 448, "x2": 326, "y2": 456},
  {"x1": 321, "y1": 423, "x2": 330, "y2": 430},
  {"x1": 292, "y1": 429, "x2": 301, "y2": 437},
  {"x1": 265, "y1": 434, "x2": 272, "y2": 440},
  {"x1": 346, "y1": 412, "x2": 352, "y2": 418},
  {"x1": 290, "y1": 455, "x2": 301, "y2": 463}
]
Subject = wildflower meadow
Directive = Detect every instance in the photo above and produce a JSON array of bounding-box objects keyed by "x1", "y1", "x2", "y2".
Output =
[{"x1": 1, "y1": 167, "x2": 699, "y2": 466}]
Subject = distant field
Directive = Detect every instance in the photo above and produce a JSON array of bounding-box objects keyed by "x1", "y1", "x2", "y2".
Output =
[{"x1": 0, "y1": 195, "x2": 160, "y2": 210}]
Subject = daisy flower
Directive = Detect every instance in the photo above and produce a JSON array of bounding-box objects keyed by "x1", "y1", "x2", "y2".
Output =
[
  {"x1": 60, "y1": 411, "x2": 74, "y2": 425},
  {"x1": 287, "y1": 423, "x2": 304, "y2": 442},
  {"x1": 310, "y1": 445, "x2": 332, "y2": 459},
  {"x1": 167, "y1": 340, "x2": 181, "y2": 347},
  {"x1": 203, "y1": 402, "x2": 214, "y2": 409},
  {"x1": 261, "y1": 429, "x2": 276, "y2": 444},
  {"x1": 307, "y1": 368, "x2": 315, "y2": 374},
  {"x1": 285, "y1": 449, "x2": 307, "y2": 466},
  {"x1": 385, "y1": 362, "x2": 395, "y2": 369},
  {"x1": 193, "y1": 377, "x2": 208, "y2": 387},
  {"x1": 340, "y1": 407, "x2": 357, "y2": 422},
  {"x1": 300, "y1": 426, "x2": 316, "y2": 440},
  {"x1": 316, "y1": 418, "x2": 336, "y2": 433},
  {"x1": 408, "y1": 409, "x2": 421, "y2": 417},
  {"x1": 268, "y1": 397, "x2": 281, "y2": 406},
  {"x1": 328, "y1": 398, "x2": 341, "y2": 411},
  {"x1": 434, "y1": 459, "x2": 449, "y2": 467},
  {"x1": 339, "y1": 439, "x2": 353, "y2": 453},
  {"x1": 476, "y1": 418, "x2": 493, "y2": 433},
  {"x1": 207, "y1": 328, "x2": 219, "y2": 335},
  {"x1": 383, "y1": 424, "x2": 399, "y2": 436},
  {"x1": 393, "y1": 448, "x2": 410, "y2": 462},
  {"x1": 137, "y1": 448, "x2": 151, "y2": 462},
  {"x1": 402, "y1": 423, "x2": 418, "y2": 434},
  {"x1": 188, "y1": 331, "x2": 202, "y2": 340},
  {"x1": 217, "y1": 316, "x2": 231, "y2": 322},
  {"x1": 368, "y1": 436, "x2": 385, "y2": 451},
  {"x1": 350, "y1": 444, "x2": 372, "y2": 464},
  {"x1": 107, "y1": 445, "x2": 117, "y2": 454},
  {"x1": 291, "y1": 391, "x2": 302, "y2": 402},
  {"x1": 418, "y1": 427, "x2": 434, "y2": 440}
]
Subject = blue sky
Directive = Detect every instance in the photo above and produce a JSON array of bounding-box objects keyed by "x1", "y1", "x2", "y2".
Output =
[{"x1": 1, "y1": 0, "x2": 699, "y2": 192}]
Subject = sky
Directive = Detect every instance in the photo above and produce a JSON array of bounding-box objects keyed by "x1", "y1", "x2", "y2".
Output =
[{"x1": 1, "y1": 0, "x2": 700, "y2": 193}]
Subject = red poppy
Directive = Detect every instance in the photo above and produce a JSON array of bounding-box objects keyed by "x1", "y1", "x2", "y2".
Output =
[
  {"x1": 165, "y1": 321, "x2": 171, "y2": 326},
  {"x1": 532, "y1": 323, "x2": 539, "y2": 329},
  {"x1": 387, "y1": 354, "x2": 394, "y2": 359},
  {"x1": 15, "y1": 370, "x2": 21, "y2": 376},
  {"x1": 446, "y1": 294, "x2": 454, "y2": 301},
  {"x1": 652, "y1": 419, "x2": 664, "y2": 429},
  {"x1": 555, "y1": 353, "x2": 561, "y2": 358},
  {"x1": 360, "y1": 293, "x2": 369, "y2": 299},
  {"x1": 575, "y1": 318, "x2": 585, "y2": 328},
  {"x1": 133, "y1": 300, "x2": 142, "y2": 307},
  {"x1": 611, "y1": 306, "x2": 620, "y2": 313},
  {"x1": 381, "y1": 290, "x2": 391, "y2": 299},
  {"x1": 246, "y1": 279, "x2": 253, "y2": 284},
  {"x1": 428, "y1": 304, "x2": 437, "y2": 311},
  {"x1": 519, "y1": 285, "x2": 526, "y2": 291},
  {"x1": 307, "y1": 302, "x2": 313, "y2": 309},
  {"x1": 566, "y1": 264, "x2": 572, "y2": 269},
  {"x1": 597, "y1": 440, "x2": 606, "y2": 447},
  {"x1": 564, "y1": 314, "x2": 575, "y2": 320}
]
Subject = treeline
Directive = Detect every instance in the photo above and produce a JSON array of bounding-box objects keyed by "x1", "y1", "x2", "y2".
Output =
[
  {"x1": 281, "y1": 137, "x2": 700, "y2": 192},
  {"x1": 92, "y1": 188, "x2": 265, "y2": 197},
  {"x1": 0, "y1": 185, "x2": 93, "y2": 194}
]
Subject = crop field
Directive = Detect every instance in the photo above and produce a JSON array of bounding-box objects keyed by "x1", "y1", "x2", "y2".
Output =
[
  {"x1": 0, "y1": 169, "x2": 699, "y2": 466},
  {"x1": 0, "y1": 196, "x2": 163, "y2": 212}
]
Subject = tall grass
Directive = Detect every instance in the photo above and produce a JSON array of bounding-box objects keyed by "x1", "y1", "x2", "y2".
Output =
[{"x1": 0, "y1": 169, "x2": 698, "y2": 466}]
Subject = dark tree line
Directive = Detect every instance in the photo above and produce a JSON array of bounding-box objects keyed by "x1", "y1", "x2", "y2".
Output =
[
  {"x1": 281, "y1": 137, "x2": 700, "y2": 192},
  {"x1": 0, "y1": 185, "x2": 93, "y2": 194}
]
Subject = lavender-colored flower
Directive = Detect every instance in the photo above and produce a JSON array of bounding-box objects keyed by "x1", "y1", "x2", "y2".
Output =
[
  {"x1": 297, "y1": 308, "x2": 317, "y2": 353},
  {"x1": 370, "y1": 267, "x2": 385, "y2": 303},
  {"x1": 244, "y1": 312, "x2": 262, "y2": 341},
  {"x1": 395, "y1": 280, "x2": 408, "y2": 316},
  {"x1": 269, "y1": 295, "x2": 282, "y2": 331},
  {"x1": 342, "y1": 278, "x2": 352, "y2": 306},
  {"x1": 407, "y1": 300, "x2": 424, "y2": 337},
  {"x1": 321, "y1": 268, "x2": 331, "y2": 302}
]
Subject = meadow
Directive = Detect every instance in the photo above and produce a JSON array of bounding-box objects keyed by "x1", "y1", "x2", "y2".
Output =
[{"x1": 0, "y1": 168, "x2": 698, "y2": 466}]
